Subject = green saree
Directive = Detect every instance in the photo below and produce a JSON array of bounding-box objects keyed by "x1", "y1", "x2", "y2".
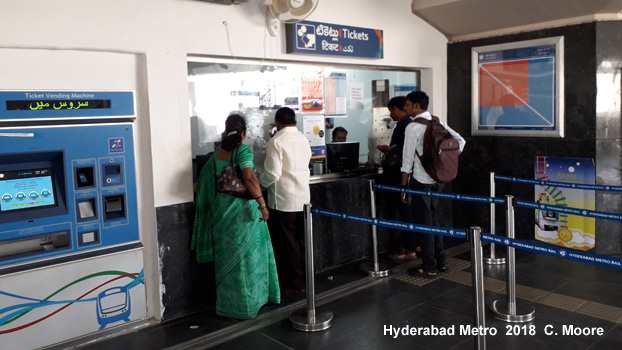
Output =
[{"x1": 191, "y1": 145, "x2": 280, "y2": 319}]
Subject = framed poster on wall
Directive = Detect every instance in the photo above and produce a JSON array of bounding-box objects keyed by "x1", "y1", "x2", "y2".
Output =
[{"x1": 471, "y1": 36, "x2": 564, "y2": 137}]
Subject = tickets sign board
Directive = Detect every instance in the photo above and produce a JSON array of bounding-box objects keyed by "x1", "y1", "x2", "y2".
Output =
[{"x1": 286, "y1": 21, "x2": 383, "y2": 59}]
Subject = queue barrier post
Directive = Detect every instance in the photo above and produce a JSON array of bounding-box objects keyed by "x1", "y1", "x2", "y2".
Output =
[
  {"x1": 359, "y1": 179, "x2": 392, "y2": 277},
  {"x1": 468, "y1": 226, "x2": 487, "y2": 350},
  {"x1": 290, "y1": 203, "x2": 333, "y2": 332},
  {"x1": 485, "y1": 172, "x2": 505, "y2": 265},
  {"x1": 490, "y1": 195, "x2": 535, "y2": 323}
]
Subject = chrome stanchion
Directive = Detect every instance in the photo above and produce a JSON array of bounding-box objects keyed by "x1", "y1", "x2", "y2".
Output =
[
  {"x1": 291, "y1": 203, "x2": 333, "y2": 331},
  {"x1": 469, "y1": 227, "x2": 486, "y2": 350},
  {"x1": 359, "y1": 179, "x2": 392, "y2": 277},
  {"x1": 490, "y1": 195, "x2": 535, "y2": 322},
  {"x1": 485, "y1": 172, "x2": 505, "y2": 265}
]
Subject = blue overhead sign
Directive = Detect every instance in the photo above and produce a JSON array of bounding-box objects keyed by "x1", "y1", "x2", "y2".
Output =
[{"x1": 286, "y1": 21, "x2": 383, "y2": 59}]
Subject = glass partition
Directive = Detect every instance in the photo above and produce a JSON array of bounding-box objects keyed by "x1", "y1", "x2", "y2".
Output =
[{"x1": 188, "y1": 58, "x2": 419, "y2": 182}]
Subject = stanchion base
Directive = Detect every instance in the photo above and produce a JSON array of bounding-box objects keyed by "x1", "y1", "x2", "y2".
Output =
[
  {"x1": 484, "y1": 257, "x2": 506, "y2": 265},
  {"x1": 290, "y1": 308, "x2": 333, "y2": 332},
  {"x1": 359, "y1": 262, "x2": 392, "y2": 277},
  {"x1": 490, "y1": 299, "x2": 535, "y2": 323}
]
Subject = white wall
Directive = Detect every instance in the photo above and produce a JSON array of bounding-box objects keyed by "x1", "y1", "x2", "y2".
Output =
[{"x1": 0, "y1": 0, "x2": 447, "y2": 208}]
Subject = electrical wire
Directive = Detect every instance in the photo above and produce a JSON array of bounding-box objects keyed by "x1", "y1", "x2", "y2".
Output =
[{"x1": 222, "y1": 21, "x2": 237, "y2": 61}]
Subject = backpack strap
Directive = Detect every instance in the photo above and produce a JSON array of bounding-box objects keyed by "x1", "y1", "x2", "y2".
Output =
[{"x1": 412, "y1": 116, "x2": 435, "y2": 158}]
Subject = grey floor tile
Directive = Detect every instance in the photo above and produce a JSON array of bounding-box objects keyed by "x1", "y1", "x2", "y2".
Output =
[
  {"x1": 76, "y1": 331, "x2": 160, "y2": 350},
  {"x1": 424, "y1": 284, "x2": 505, "y2": 319},
  {"x1": 324, "y1": 278, "x2": 464, "y2": 327},
  {"x1": 382, "y1": 304, "x2": 474, "y2": 349},
  {"x1": 210, "y1": 331, "x2": 292, "y2": 350},
  {"x1": 257, "y1": 313, "x2": 358, "y2": 349},
  {"x1": 485, "y1": 303, "x2": 615, "y2": 350},
  {"x1": 589, "y1": 323, "x2": 622, "y2": 350},
  {"x1": 324, "y1": 321, "x2": 429, "y2": 350}
]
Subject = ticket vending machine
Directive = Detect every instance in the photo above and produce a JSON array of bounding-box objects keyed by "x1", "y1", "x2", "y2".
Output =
[{"x1": 0, "y1": 91, "x2": 146, "y2": 350}]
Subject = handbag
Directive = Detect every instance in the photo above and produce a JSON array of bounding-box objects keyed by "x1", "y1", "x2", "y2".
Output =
[
  {"x1": 381, "y1": 150, "x2": 402, "y2": 174},
  {"x1": 215, "y1": 147, "x2": 253, "y2": 199}
]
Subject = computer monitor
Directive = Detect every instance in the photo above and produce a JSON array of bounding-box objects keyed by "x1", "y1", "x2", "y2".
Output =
[{"x1": 326, "y1": 142, "x2": 360, "y2": 173}]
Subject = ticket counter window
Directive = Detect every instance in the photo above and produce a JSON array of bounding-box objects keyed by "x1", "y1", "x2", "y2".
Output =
[{"x1": 187, "y1": 58, "x2": 420, "y2": 181}]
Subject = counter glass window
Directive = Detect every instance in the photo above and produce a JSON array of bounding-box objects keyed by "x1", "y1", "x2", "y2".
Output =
[{"x1": 187, "y1": 58, "x2": 420, "y2": 182}]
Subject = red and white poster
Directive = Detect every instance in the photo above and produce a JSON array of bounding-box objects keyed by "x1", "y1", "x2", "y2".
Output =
[{"x1": 301, "y1": 71, "x2": 324, "y2": 112}]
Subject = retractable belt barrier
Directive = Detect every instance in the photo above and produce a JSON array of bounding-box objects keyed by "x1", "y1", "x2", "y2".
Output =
[
  {"x1": 481, "y1": 232, "x2": 622, "y2": 269},
  {"x1": 314, "y1": 182, "x2": 622, "y2": 347},
  {"x1": 374, "y1": 183, "x2": 622, "y2": 222},
  {"x1": 312, "y1": 208, "x2": 467, "y2": 239},
  {"x1": 374, "y1": 184, "x2": 505, "y2": 205},
  {"x1": 495, "y1": 174, "x2": 622, "y2": 193},
  {"x1": 312, "y1": 207, "x2": 622, "y2": 271}
]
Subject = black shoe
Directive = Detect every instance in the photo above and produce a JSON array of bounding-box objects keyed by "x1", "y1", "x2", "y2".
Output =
[
  {"x1": 407, "y1": 267, "x2": 437, "y2": 277},
  {"x1": 437, "y1": 265, "x2": 447, "y2": 272}
]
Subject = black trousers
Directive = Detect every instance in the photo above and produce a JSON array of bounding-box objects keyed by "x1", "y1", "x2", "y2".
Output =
[
  {"x1": 383, "y1": 171, "x2": 418, "y2": 252},
  {"x1": 409, "y1": 178, "x2": 446, "y2": 271},
  {"x1": 267, "y1": 208, "x2": 305, "y2": 290}
]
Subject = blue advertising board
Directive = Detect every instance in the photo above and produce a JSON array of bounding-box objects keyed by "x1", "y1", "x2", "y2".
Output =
[{"x1": 286, "y1": 21, "x2": 383, "y2": 59}]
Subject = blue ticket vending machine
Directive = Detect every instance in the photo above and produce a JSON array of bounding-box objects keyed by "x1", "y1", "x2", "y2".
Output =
[{"x1": 0, "y1": 91, "x2": 139, "y2": 268}]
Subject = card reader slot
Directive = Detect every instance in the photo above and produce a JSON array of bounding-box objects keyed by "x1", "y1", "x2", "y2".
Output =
[{"x1": 103, "y1": 194, "x2": 126, "y2": 221}]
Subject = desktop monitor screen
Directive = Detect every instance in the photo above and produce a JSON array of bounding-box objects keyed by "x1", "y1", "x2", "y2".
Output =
[
  {"x1": 0, "y1": 168, "x2": 58, "y2": 213},
  {"x1": 326, "y1": 142, "x2": 359, "y2": 173}
]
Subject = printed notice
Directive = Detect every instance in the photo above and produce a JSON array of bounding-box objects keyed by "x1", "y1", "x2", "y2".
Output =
[
  {"x1": 349, "y1": 81, "x2": 365, "y2": 110},
  {"x1": 324, "y1": 73, "x2": 347, "y2": 117}
]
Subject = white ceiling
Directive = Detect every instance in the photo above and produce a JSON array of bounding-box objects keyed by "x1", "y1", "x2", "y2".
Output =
[{"x1": 411, "y1": 0, "x2": 622, "y2": 42}]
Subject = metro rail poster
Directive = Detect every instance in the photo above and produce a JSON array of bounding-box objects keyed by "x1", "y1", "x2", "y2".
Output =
[
  {"x1": 472, "y1": 36, "x2": 564, "y2": 137},
  {"x1": 534, "y1": 156, "x2": 595, "y2": 250}
]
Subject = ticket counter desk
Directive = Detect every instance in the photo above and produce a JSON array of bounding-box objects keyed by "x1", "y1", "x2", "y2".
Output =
[
  {"x1": 308, "y1": 166, "x2": 459, "y2": 273},
  {"x1": 308, "y1": 167, "x2": 400, "y2": 272}
]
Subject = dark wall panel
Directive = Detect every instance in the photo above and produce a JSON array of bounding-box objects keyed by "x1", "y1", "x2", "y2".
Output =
[
  {"x1": 156, "y1": 202, "x2": 215, "y2": 320},
  {"x1": 594, "y1": 21, "x2": 622, "y2": 254},
  {"x1": 447, "y1": 23, "x2": 598, "y2": 240}
]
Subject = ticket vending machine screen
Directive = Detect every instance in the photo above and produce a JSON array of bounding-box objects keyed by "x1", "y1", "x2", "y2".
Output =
[{"x1": 0, "y1": 168, "x2": 57, "y2": 213}]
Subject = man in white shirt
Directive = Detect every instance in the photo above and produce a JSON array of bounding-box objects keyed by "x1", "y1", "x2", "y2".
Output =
[
  {"x1": 261, "y1": 107, "x2": 312, "y2": 294},
  {"x1": 400, "y1": 91, "x2": 466, "y2": 277}
]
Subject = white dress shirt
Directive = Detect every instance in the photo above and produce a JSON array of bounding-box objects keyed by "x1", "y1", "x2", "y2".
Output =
[
  {"x1": 401, "y1": 111, "x2": 466, "y2": 184},
  {"x1": 260, "y1": 126, "x2": 312, "y2": 212}
]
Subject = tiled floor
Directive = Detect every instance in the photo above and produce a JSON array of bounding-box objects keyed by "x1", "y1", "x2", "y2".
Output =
[{"x1": 75, "y1": 244, "x2": 622, "y2": 350}]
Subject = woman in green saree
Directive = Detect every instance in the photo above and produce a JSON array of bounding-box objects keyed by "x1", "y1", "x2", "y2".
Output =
[{"x1": 191, "y1": 114, "x2": 280, "y2": 319}]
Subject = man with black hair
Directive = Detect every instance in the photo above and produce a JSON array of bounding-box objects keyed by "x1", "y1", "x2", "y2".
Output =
[
  {"x1": 401, "y1": 91, "x2": 465, "y2": 276},
  {"x1": 332, "y1": 126, "x2": 348, "y2": 142},
  {"x1": 261, "y1": 107, "x2": 312, "y2": 294},
  {"x1": 378, "y1": 96, "x2": 417, "y2": 260}
]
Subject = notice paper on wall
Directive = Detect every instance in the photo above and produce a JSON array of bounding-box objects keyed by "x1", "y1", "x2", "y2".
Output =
[
  {"x1": 303, "y1": 114, "x2": 326, "y2": 159},
  {"x1": 349, "y1": 81, "x2": 364, "y2": 110},
  {"x1": 324, "y1": 72, "x2": 347, "y2": 117}
]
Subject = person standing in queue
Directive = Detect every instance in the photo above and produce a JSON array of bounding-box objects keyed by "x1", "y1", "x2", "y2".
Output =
[
  {"x1": 377, "y1": 96, "x2": 418, "y2": 260},
  {"x1": 261, "y1": 107, "x2": 312, "y2": 295},
  {"x1": 401, "y1": 91, "x2": 465, "y2": 276},
  {"x1": 191, "y1": 114, "x2": 280, "y2": 319}
]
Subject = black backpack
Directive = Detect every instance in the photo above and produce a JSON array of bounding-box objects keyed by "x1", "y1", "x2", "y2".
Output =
[{"x1": 413, "y1": 116, "x2": 460, "y2": 183}]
